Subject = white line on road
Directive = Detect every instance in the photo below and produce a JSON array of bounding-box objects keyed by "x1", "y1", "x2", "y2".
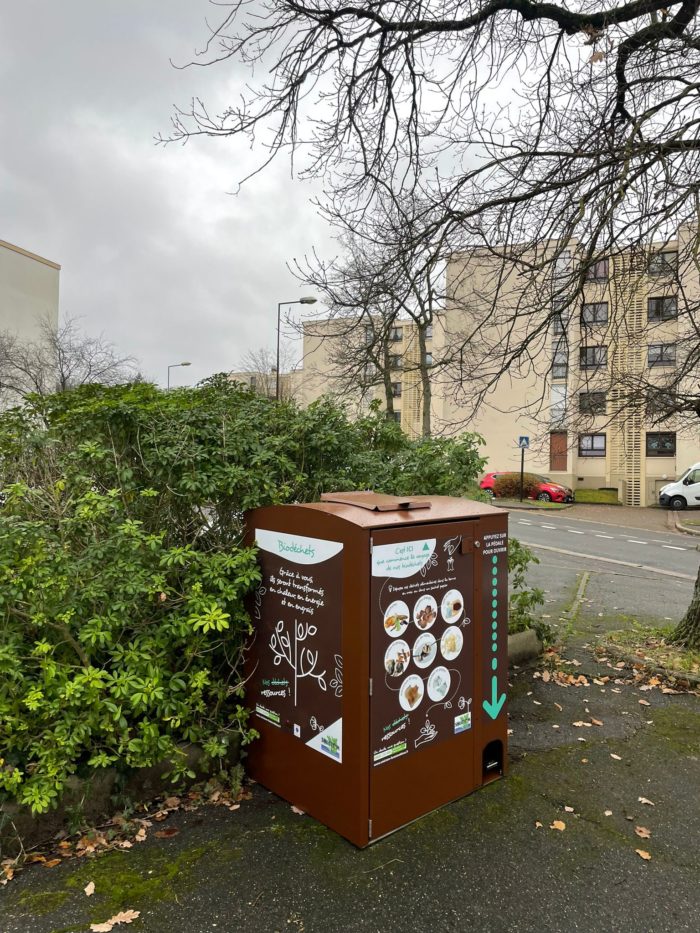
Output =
[
  {"x1": 627, "y1": 539, "x2": 647, "y2": 545},
  {"x1": 662, "y1": 545, "x2": 686, "y2": 551},
  {"x1": 518, "y1": 520, "x2": 532, "y2": 525},
  {"x1": 541, "y1": 524, "x2": 556, "y2": 529},
  {"x1": 567, "y1": 529, "x2": 585, "y2": 534},
  {"x1": 519, "y1": 541, "x2": 696, "y2": 580},
  {"x1": 595, "y1": 534, "x2": 614, "y2": 539}
]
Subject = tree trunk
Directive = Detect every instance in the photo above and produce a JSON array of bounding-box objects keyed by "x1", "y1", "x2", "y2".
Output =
[
  {"x1": 672, "y1": 562, "x2": 700, "y2": 650},
  {"x1": 417, "y1": 326, "x2": 431, "y2": 437}
]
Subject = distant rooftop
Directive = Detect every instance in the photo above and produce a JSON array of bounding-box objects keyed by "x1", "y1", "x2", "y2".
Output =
[{"x1": 0, "y1": 238, "x2": 61, "y2": 270}]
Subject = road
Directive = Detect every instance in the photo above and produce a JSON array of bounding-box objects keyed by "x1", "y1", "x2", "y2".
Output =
[{"x1": 506, "y1": 510, "x2": 699, "y2": 628}]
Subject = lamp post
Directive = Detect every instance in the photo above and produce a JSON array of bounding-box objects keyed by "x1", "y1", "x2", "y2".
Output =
[
  {"x1": 276, "y1": 297, "x2": 316, "y2": 400},
  {"x1": 167, "y1": 361, "x2": 191, "y2": 390}
]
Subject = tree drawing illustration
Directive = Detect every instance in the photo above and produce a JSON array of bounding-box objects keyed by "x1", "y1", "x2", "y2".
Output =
[{"x1": 270, "y1": 619, "x2": 327, "y2": 705}]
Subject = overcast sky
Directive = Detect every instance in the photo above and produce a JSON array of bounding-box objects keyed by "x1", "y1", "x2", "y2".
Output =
[{"x1": 0, "y1": 0, "x2": 330, "y2": 387}]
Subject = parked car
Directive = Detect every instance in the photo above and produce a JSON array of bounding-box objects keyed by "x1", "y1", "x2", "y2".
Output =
[
  {"x1": 658, "y1": 463, "x2": 700, "y2": 510},
  {"x1": 480, "y1": 472, "x2": 575, "y2": 503}
]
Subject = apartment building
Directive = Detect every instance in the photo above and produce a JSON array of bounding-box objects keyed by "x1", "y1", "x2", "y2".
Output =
[
  {"x1": 0, "y1": 238, "x2": 60, "y2": 338},
  {"x1": 253, "y1": 231, "x2": 699, "y2": 507}
]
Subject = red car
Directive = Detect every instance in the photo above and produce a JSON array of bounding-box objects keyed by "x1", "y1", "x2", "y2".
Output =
[{"x1": 480, "y1": 472, "x2": 575, "y2": 503}]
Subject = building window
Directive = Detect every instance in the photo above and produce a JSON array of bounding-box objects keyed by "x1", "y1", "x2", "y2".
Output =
[
  {"x1": 425, "y1": 324, "x2": 433, "y2": 339},
  {"x1": 389, "y1": 326, "x2": 403, "y2": 342},
  {"x1": 648, "y1": 343, "x2": 676, "y2": 367},
  {"x1": 388, "y1": 410, "x2": 402, "y2": 423},
  {"x1": 364, "y1": 325, "x2": 374, "y2": 345},
  {"x1": 579, "y1": 391, "x2": 606, "y2": 415},
  {"x1": 579, "y1": 434, "x2": 606, "y2": 457},
  {"x1": 389, "y1": 354, "x2": 403, "y2": 370},
  {"x1": 647, "y1": 296, "x2": 677, "y2": 322},
  {"x1": 552, "y1": 298, "x2": 569, "y2": 335},
  {"x1": 364, "y1": 362, "x2": 377, "y2": 379},
  {"x1": 581, "y1": 302, "x2": 608, "y2": 326},
  {"x1": 585, "y1": 258, "x2": 609, "y2": 282},
  {"x1": 648, "y1": 251, "x2": 678, "y2": 276},
  {"x1": 580, "y1": 346, "x2": 607, "y2": 369},
  {"x1": 646, "y1": 432, "x2": 676, "y2": 457},
  {"x1": 424, "y1": 352, "x2": 433, "y2": 366},
  {"x1": 550, "y1": 385, "x2": 567, "y2": 423},
  {"x1": 552, "y1": 347, "x2": 568, "y2": 380},
  {"x1": 391, "y1": 381, "x2": 402, "y2": 398}
]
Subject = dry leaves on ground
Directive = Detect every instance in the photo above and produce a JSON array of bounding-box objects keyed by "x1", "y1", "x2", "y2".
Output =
[
  {"x1": 90, "y1": 909, "x2": 140, "y2": 932},
  {"x1": 638, "y1": 797, "x2": 655, "y2": 806},
  {"x1": 635, "y1": 826, "x2": 652, "y2": 839},
  {"x1": 550, "y1": 820, "x2": 566, "y2": 831},
  {"x1": 291, "y1": 806, "x2": 305, "y2": 815},
  {"x1": 84, "y1": 881, "x2": 95, "y2": 896},
  {"x1": 610, "y1": 754, "x2": 622, "y2": 761},
  {"x1": 635, "y1": 849, "x2": 652, "y2": 861}
]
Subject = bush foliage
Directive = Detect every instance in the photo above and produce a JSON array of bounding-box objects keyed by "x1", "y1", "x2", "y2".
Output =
[
  {"x1": 0, "y1": 379, "x2": 486, "y2": 812},
  {"x1": 493, "y1": 472, "x2": 542, "y2": 500}
]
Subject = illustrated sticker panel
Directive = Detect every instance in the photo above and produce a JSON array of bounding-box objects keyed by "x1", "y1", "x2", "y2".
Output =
[
  {"x1": 370, "y1": 534, "x2": 474, "y2": 767},
  {"x1": 249, "y1": 529, "x2": 344, "y2": 763}
]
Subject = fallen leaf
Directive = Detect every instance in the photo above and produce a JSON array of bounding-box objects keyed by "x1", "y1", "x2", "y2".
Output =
[
  {"x1": 164, "y1": 796, "x2": 180, "y2": 809},
  {"x1": 573, "y1": 721, "x2": 592, "y2": 728},
  {"x1": 535, "y1": 821, "x2": 543, "y2": 828},
  {"x1": 604, "y1": 810, "x2": 613, "y2": 817},
  {"x1": 554, "y1": 702, "x2": 563, "y2": 711},
  {"x1": 153, "y1": 810, "x2": 168, "y2": 822},
  {"x1": 564, "y1": 806, "x2": 574, "y2": 813},
  {"x1": 533, "y1": 700, "x2": 542, "y2": 706},
  {"x1": 638, "y1": 797, "x2": 655, "y2": 806},
  {"x1": 581, "y1": 758, "x2": 589, "y2": 763},
  {"x1": 154, "y1": 828, "x2": 179, "y2": 839},
  {"x1": 615, "y1": 662, "x2": 626, "y2": 669},
  {"x1": 229, "y1": 803, "x2": 241, "y2": 811},
  {"x1": 591, "y1": 718, "x2": 603, "y2": 726},
  {"x1": 550, "y1": 820, "x2": 566, "y2": 831},
  {"x1": 43, "y1": 859, "x2": 62, "y2": 869},
  {"x1": 291, "y1": 805, "x2": 305, "y2": 815},
  {"x1": 134, "y1": 828, "x2": 147, "y2": 843},
  {"x1": 552, "y1": 724, "x2": 560, "y2": 729},
  {"x1": 635, "y1": 826, "x2": 651, "y2": 839},
  {"x1": 610, "y1": 754, "x2": 622, "y2": 761},
  {"x1": 541, "y1": 670, "x2": 551, "y2": 683},
  {"x1": 26, "y1": 854, "x2": 46, "y2": 864},
  {"x1": 635, "y1": 849, "x2": 652, "y2": 861},
  {"x1": 84, "y1": 881, "x2": 95, "y2": 897},
  {"x1": 638, "y1": 699, "x2": 651, "y2": 707},
  {"x1": 90, "y1": 909, "x2": 141, "y2": 932}
]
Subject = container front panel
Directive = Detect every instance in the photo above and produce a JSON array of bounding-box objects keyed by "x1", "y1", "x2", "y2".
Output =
[{"x1": 369, "y1": 522, "x2": 477, "y2": 837}]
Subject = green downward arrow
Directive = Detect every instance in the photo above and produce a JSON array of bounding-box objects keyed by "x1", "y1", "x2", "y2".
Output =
[{"x1": 482, "y1": 675, "x2": 506, "y2": 719}]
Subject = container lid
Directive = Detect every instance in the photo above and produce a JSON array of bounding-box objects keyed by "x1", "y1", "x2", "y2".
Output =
[{"x1": 320, "y1": 491, "x2": 431, "y2": 512}]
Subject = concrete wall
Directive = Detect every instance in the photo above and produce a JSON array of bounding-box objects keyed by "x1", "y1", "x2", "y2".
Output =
[{"x1": 0, "y1": 239, "x2": 60, "y2": 340}]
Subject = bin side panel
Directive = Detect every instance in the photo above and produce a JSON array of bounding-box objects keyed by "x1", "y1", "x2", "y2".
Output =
[
  {"x1": 474, "y1": 514, "x2": 510, "y2": 787},
  {"x1": 244, "y1": 510, "x2": 369, "y2": 847},
  {"x1": 369, "y1": 522, "x2": 477, "y2": 839}
]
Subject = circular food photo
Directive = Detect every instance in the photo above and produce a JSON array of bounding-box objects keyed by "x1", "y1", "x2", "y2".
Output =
[
  {"x1": 384, "y1": 640, "x2": 411, "y2": 678},
  {"x1": 427, "y1": 666, "x2": 451, "y2": 702},
  {"x1": 399, "y1": 673, "x2": 424, "y2": 712},
  {"x1": 440, "y1": 625, "x2": 464, "y2": 661},
  {"x1": 413, "y1": 594, "x2": 438, "y2": 631},
  {"x1": 412, "y1": 632, "x2": 437, "y2": 669},
  {"x1": 383, "y1": 600, "x2": 410, "y2": 638},
  {"x1": 441, "y1": 588, "x2": 464, "y2": 624}
]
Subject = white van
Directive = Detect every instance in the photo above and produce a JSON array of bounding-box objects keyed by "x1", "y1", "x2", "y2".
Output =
[{"x1": 659, "y1": 463, "x2": 700, "y2": 510}]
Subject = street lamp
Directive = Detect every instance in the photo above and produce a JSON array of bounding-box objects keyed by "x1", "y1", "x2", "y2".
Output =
[
  {"x1": 276, "y1": 297, "x2": 316, "y2": 400},
  {"x1": 167, "y1": 361, "x2": 191, "y2": 389}
]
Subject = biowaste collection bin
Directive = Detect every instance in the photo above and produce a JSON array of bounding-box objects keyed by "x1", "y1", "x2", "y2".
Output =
[{"x1": 244, "y1": 492, "x2": 509, "y2": 847}]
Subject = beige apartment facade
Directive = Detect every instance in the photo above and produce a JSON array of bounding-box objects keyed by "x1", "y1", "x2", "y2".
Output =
[{"x1": 0, "y1": 238, "x2": 60, "y2": 339}]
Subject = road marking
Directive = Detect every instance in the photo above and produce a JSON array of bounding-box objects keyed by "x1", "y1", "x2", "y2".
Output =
[
  {"x1": 595, "y1": 534, "x2": 614, "y2": 539},
  {"x1": 518, "y1": 520, "x2": 532, "y2": 525},
  {"x1": 541, "y1": 524, "x2": 556, "y2": 529},
  {"x1": 662, "y1": 545, "x2": 686, "y2": 551},
  {"x1": 567, "y1": 529, "x2": 585, "y2": 534},
  {"x1": 519, "y1": 541, "x2": 697, "y2": 581},
  {"x1": 627, "y1": 539, "x2": 647, "y2": 545}
]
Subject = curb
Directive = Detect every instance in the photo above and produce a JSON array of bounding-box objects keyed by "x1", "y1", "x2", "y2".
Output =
[
  {"x1": 508, "y1": 628, "x2": 543, "y2": 665},
  {"x1": 493, "y1": 502, "x2": 573, "y2": 512},
  {"x1": 672, "y1": 510, "x2": 700, "y2": 539}
]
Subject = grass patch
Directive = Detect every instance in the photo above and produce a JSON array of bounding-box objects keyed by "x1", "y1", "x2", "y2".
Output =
[
  {"x1": 607, "y1": 626, "x2": 700, "y2": 676},
  {"x1": 574, "y1": 489, "x2": 620, "y2": 504},
  {"x1": 495, "y1": 498, "x2": 569, "y2": 510}
]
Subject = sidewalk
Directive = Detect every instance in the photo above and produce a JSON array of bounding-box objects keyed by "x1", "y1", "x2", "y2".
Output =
[
  {"x1": 502, "y1": 500, "x2": 681, "y2": 535},
  {"x1": 3, "y1": 642, "x2": 699, "y2": 933}
]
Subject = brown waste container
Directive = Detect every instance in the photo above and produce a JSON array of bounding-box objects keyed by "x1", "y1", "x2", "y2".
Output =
[{"x1": 243, "y1": 492, "x2": 509, "y2": 847}]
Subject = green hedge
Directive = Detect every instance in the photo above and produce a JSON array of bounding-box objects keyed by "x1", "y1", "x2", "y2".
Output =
[{"x1": 0, "y1": 379, "x2": 486, "y2": 812}]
